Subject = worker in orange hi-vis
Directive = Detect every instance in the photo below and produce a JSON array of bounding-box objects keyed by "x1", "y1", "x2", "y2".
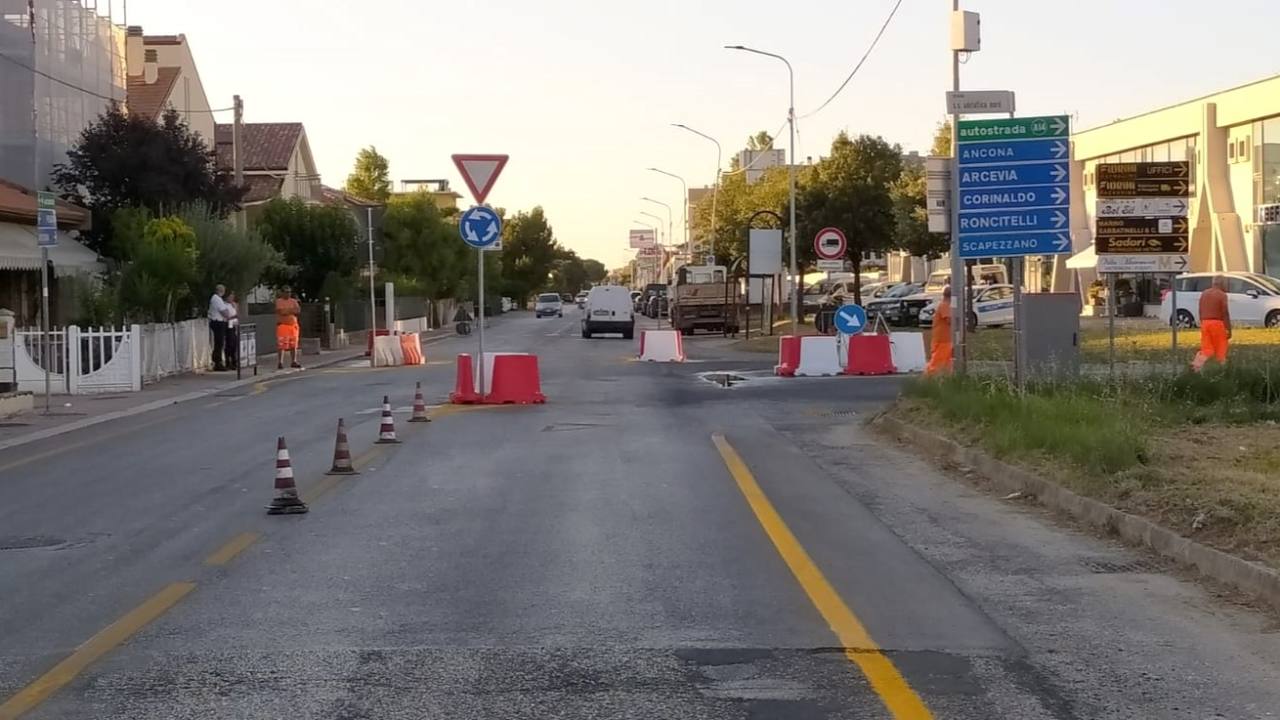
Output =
[
  {"x1": 925, "y1": 285, "x2": 954, "y2": 376},
  {"x1": 275, "y1": 286, "x2": 303, "y2": 371},
  {"x1": 1192, "y1": 275, "x2": 1232, "y2": 371}
]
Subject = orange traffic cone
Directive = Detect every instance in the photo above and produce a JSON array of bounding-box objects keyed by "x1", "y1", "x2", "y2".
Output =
[
  {"x1": 409, "y1": 382, "x2": 430, "y2": 423},
  {"x1": 326, "y1": 418, "x2": 358, "y2": 475},
  {"x1": 376, "y1": 395, "x2": 400, "y2": 444},
  {"x1": 267, "y1": 437, "x2": 309, "y2": 514}
]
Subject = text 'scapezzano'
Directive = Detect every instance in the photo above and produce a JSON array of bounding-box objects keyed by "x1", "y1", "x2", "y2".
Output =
[{"x1": 956, "y1": 115, "x2": 1073, "y2": 259}]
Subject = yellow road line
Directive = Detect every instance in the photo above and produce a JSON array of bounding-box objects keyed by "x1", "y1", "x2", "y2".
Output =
[
  {"x1": 203, "y1": 532, "x2": 260, "y2": 566},
  {"x1": 0, "y1": 581, "x2": 196, "y2": 720},
  {"x1": 711, "y1": 433, "x2": 933, "y2": 720}
]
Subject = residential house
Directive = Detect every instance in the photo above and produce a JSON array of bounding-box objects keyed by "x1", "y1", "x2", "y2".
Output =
[
  {"x1": 0, "y1": 180, "x2": 101, "y2": 325},
  {"x1": 124, "y1": 28, "x2": 217, "y2": 147},
  {"x1": 214, "y1": 122, "x2": 321, "y2": 220},
  {"x1": 397, "y1": 179, "x2": 461, "y2": 213}
]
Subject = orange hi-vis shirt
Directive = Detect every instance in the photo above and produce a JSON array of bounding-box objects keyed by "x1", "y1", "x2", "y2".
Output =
[
  {"x1": 933, "y1": 300, "x2": 952, "y2": 344},
  {"x1": 1199, "y1": 287, "x2": 1229, "y2": 323},
  {"x1": 275, "y1": 297, "x2": 301, "y2": 327}
]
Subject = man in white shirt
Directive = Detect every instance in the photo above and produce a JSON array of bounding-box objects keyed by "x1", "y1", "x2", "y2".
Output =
[{"x1": 208, "y1": 284, "x2": 231, "y2": 371}]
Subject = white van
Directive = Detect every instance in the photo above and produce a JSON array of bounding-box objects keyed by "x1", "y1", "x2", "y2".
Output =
[{"x1": 581, "y1": 285, "x2": 635, "y2": 339}]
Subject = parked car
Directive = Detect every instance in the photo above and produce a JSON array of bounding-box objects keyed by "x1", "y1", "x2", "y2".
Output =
[
  {"x1": 1159, "y1": 272, "x2": 1280, "y2": 328},
  {"x1": 561, "y1": 293, "x2": 574, "y2": 303},
  {"x1": 500, "y1": 296, "x2": 515, "y2": 313},
  {"x1": 575, "y1": 291, "x2": 588, "y2": 308},
  {"x1": 581, "y1": 285, "x2": 635, "y2": 339},
  {"x1": 863, "y1": 282, "x2": 923, "y2": 326},
  {"x1": 630, "y1": 290, "x2": 643, "y2": 310},
  {"x1": 920, "y1": 284, "x2": 1015, "y2": 329},
  {"x1": 534, "y1": 292, "x2": 563, "y2": 318},
  {"x1": 645, "y1": 293, "x2": 670, "y2": 319}
]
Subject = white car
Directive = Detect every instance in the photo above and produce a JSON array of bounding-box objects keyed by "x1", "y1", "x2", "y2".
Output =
[
  {"x1": 1159, "y1": 272, "x2": 1280, "y2": 328},
  {"x1": 919, "y1": 284, "x2": 1016, "y2": 329}
]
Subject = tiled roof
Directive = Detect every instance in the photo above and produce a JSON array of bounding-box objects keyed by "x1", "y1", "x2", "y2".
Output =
[
  {"x1": 214, "y1": 123, "x2": 304, "y2": 172},
  {"x1": 126, "y1": 67, "x2": 181, "y2": 120},
  {"x1": 318, "y1": 185, "x2": 380, "y2": 208},
  {"x1": 240, "y1": 176, "x2": 285, "y2": 205},
  {"x1": 0, "y1": 180, "x2": 89, "y2": 227}
]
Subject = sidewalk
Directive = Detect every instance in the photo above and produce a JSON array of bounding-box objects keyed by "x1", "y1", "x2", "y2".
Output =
[{"x1": 0, "y1": 325, "x2": 462, "y2": 452}]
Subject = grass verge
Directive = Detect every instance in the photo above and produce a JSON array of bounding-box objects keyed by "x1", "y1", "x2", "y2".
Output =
[{"x1": 890, "y1": 364, "x2": 1280, "y2": 570}]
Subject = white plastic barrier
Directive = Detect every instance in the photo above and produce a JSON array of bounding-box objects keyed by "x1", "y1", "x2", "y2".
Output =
[
  {"x1": 793, "y1": 336, "x2": 842, "y2": 377},
  {"x1": 889, "y1": 332, "x2": 927, "y2": 373},
  {"x1": 372, "y1": 335, "x2": 404, "y2": 367},
  {"x1": 638, "y1": 330, "x2": 685, "y2": 362}
]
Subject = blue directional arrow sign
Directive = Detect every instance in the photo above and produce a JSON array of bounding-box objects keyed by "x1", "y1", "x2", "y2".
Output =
[
  {"x1": 834, "y1": 304, "x2": 867, "y2": 336},
  {"x1": 459, "y1": 205, "x2": 502, "y2": 248},
  {"x1": 959, "y1": 185, "x2": 1069, "y2": 212},
  {"x1": 957, "y1": 115, "x2": 1072, "y2": 259},
  {"x1": 958, "y1": 162, "x2": 1069, "y2": 188}
]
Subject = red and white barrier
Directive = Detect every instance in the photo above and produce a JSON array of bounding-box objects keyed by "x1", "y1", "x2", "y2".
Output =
[
  {"x1": 775, "y1": 335, "x2": 801, "y2": 376},
  {"x1": 794, "y1": 336, "x2": 842, "y2": 377},
  {"x1": 372, "y1": 332, "x2": 425, "y2": 367},
  {"x1": 399, "y1": 333, "x2": 425, "y2": 365},
  {"x1": 845, "y1": 334, "x2": 895, "y2": 376},
  {"x1": 449, "y1": 352, "x2": 547, "y2": 404},
  {"x1": 889, "y1": 332, "x2": 927, "y2": 373},
  {"x1": 638, "y1": 330, "x2": 686, "y2": 362}
]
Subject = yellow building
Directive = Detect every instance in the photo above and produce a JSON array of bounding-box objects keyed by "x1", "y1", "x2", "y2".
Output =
[{"x1": 1060, "y1": 73, "x2": 1280, "y2": 301}]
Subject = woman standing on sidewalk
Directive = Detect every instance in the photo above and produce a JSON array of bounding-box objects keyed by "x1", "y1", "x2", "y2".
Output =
[{"x1": 224, "y1": 291, "x2": 240, "y2": 370}]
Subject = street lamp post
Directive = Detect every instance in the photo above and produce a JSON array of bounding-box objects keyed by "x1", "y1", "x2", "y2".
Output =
[
  {"x1": 640, "y1": 196, "x2": 674, "y2": 260},
  {"x1": 673, "y1": 124, "x2": 722, "y2": 263},
  {"x1": 647, "y1": 167, "x2": 688, "y2": 260},
  {"x1": 725, "y1": 45, "x2": 797, "y2": 334}
]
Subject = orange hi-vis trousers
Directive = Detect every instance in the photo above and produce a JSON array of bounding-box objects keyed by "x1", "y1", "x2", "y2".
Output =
[{"x1": 1191, "y1": 319, "x2": 1228, "y2": 371}]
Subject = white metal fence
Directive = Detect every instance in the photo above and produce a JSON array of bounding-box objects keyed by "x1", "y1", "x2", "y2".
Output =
[{"x1": 10, "y1": 325, "x2": 141, "y2": 394}]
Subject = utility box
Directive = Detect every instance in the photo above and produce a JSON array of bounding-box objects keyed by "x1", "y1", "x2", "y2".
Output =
[
  {"x1": 950, "y1": 11, "x2": 981, "y2": 52},
  {"x1": 1017, "y1": 293, "x2": 1080, "y2": 379}
]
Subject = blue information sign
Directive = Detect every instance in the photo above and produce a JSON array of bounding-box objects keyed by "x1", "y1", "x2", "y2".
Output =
[
  {"x1": 833, "y1": 304, "x2": 867, "y2": 336},
  {"x1": 459, "y1": 205, "x2": 502, "y2": 248},
  {"x1": 957, "y1": 115, "x2": 1072, "y2": 259},
  {"x1": 36, "y1": 191, "x2": 57, "y2": 248}
]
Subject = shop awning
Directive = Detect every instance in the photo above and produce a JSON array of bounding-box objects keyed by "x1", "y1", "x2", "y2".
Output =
[
  {"x1": 1066, "y1": 244, "x2": 1097, "y2": 270},
  {"x1": 0, "y1": 222, "x2": 104, "y2": 276}
]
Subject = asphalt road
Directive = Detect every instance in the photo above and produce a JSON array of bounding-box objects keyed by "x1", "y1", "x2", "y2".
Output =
[{"x1": 1, "y1": 309, "x2": 1278, "y2": 719}]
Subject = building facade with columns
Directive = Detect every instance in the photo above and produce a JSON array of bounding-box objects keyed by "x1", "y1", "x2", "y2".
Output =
[{"x1": 1057, "y1": 74, "x2": 1280, "y2": 302}]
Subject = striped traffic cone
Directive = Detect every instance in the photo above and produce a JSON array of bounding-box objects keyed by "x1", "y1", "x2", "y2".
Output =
[
  {"x1": 326, "y1": 418, "x2": 358, "y2": 475},
  {"x1": 266, "y1": 437, "x2": 309, "y2": 515},
  {"x1": 409, "y1": 382, "x2": 430, "y2": 423},
  {"x1": 376, "y1": 395, "x2": 400, "y2": 444}
]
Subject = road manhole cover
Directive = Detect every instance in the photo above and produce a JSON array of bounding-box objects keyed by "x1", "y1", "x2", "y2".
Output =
[
  {"x1": 699, "y1": 372, "x2": 748, "y2": 388},
  {"x1": 0, "y1": 535, "x2": 64, "y2": 550}
]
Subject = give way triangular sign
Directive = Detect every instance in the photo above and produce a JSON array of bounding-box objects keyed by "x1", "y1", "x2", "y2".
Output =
[{"x1": 451, "y1": 154, "x2": 509, "y2": 205}]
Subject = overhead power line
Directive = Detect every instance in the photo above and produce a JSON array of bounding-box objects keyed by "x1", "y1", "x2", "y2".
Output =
[{"x1": 799, "y1": 0, "x2": 905, "y2": 120}]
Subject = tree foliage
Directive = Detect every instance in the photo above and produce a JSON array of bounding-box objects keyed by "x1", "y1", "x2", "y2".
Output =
[
  {"x1": 499, "y1": 207, "x2": 561, "y2": 303},
  {"x1": 345, "y1": 146, "x2": 392, "y2": 203},
  {"x1": 119, "y1": 216, "x2": 199, "y2": 322},
  {"x1": 177, "y1": 202, "x2": 280, "y2": 305},
  {"x1": 582, "y1": 258, "x2": 608, "y2": 285},
  {"x1": 891, "y1": 123, "x2": 953, "y2": 260},
  {"x1": 52, "y1": 105, "x2": 244, "y2": 258},
  {"x1": 255, "y1": 197, "x2": 360, "y2": 301},
  {"x1": 690, "y1": 165, "x2": 791, "y2": 264},
  {"x1": 381, "y1": 192, "x2": 469, "y2": 299}
]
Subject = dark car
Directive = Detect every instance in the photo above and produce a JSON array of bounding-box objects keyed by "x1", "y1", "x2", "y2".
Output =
[
  {"x1": 645, "y1": 293, "x2": 669, "y2": 318},
  {"x1": 863, "y1": 282, "x2": 923, "y2": 326}
]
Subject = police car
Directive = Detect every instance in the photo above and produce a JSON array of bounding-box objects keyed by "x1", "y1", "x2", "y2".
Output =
[{"x1": 919, "y1": 284, "x2": 1016, "y2": 329}]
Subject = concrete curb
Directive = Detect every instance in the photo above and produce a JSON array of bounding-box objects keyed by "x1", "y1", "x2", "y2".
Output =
[{"x1": 871, "y1": 413, "x2": 1280, "y2": 614}]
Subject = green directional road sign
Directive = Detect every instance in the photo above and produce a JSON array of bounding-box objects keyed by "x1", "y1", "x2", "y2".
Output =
[{"x1": 956, "y1": 115, "x2": 1069, "y2": 144}]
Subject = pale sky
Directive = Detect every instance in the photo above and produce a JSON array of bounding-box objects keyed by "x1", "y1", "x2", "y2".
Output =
[{"x1": 124, "y1": 0, "x2": 1280, "y2": 268}]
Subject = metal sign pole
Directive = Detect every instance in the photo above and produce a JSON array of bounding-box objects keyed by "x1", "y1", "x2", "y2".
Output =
[
  {"x1": 477, "y1": 247, "x2": 486, "y2": 397},
  {"x1": 40, "y1": 247, "x2": 50, "y2": 412},
  {"x1": 1013, "y1": 256, "x2": 1023, "y2": 392},
  {"x1": 1170, "y1": 272, "x2": 1179, "y2": 365},
  {"x1": 1108, "y1": 273, "x2": 1116, "y2": 382}
]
